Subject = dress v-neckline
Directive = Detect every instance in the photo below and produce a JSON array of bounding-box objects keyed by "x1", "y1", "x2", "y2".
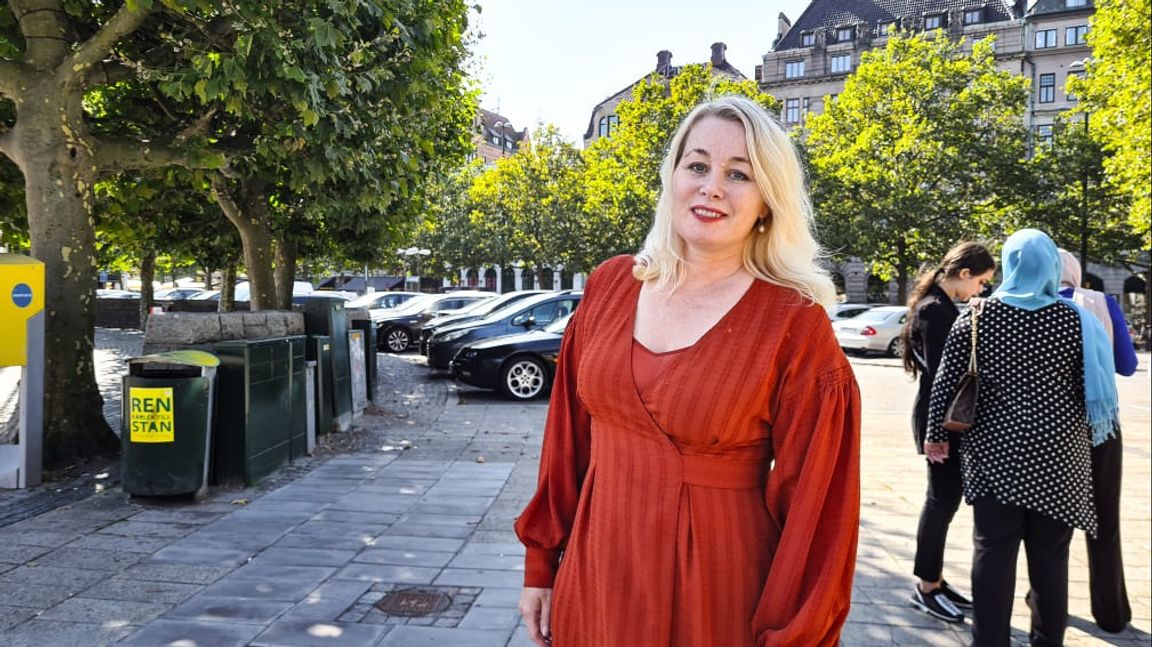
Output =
[{"x1": 630, "y1": 277, "x2": 760, "y2": 355}]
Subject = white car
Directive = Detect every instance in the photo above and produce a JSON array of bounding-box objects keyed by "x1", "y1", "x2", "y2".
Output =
[
  {"x1": 833, "y1": 305, "x2": 909, "y2": 357},
  {"x1": 826, "y1": 302, "x2": 874, "y2": 321}
]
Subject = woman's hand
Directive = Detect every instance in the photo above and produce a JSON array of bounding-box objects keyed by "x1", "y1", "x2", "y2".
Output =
[
  {"x1": 519, "y1": 587, "x2": 554, "y2": 646},
  {"x1": 924, "y1": 441, "x2": 950, "y2": 464}
]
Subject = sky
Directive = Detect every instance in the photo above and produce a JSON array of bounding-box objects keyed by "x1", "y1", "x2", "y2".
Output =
[{"x1": 469, "y1": 0, "x2": 813, "y2": 144}]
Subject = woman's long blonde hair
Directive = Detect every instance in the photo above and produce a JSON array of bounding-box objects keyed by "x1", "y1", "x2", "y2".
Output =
[{"x1": 633, "y1": 95, "x2": 835, "y2": 306}]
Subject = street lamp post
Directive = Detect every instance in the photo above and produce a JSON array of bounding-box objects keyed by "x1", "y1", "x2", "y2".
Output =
[
  {"x1": 493, "y1": 121, "x2": 515, "y2": 157},
  {"x1": 397, "y1": 247, "x2": 431, "y2": 291},
  {"x1": 1069, "y1": 58, "x2": 1092, "y2": 275}
]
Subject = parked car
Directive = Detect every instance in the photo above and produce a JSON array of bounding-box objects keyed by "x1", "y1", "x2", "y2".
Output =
[
  {"x1": 425, "y1": 292, "x2": 583, "y2": 370},
  {"x1": 151, "y1": 287, "x2": 206, "y2": 301},
  {"x1": 346, "y1": 291, "x2": 424, "y2": 311},
  {"x1": 452, "y1": 314, "x2": 572, "y2": 400},
  {"x1": 293, "y1": 291, "x2": 357, "y2": 306},
  {"x1": 96, "y1": 288, "x2": 139, "y2": 299},
  {"x1": 833, "y1": 305, "x2": 909, "y2": 357},
  {"x1": 419, "y1": 290, "x2": 548, "y2": 354},
  {"x1": 826, "y1": 302, "x2": 874, "y2": 321},
  {"x1": 372, "y1": 291, "x2": 495, "y2": 352}
]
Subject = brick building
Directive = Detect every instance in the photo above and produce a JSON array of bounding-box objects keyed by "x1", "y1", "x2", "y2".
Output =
[{"x1": 472, "y1": 108, "x2": 528, "y2": 165}]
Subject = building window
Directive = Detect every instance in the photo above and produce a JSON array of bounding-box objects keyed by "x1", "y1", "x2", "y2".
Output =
[
  {"x1": 830, "y1": 54, "x2": 852, "y2": 73},
  {"x1": 837, "y1": 27, "x2": 854, "y2": 42},
  {"x1": 505, "y1": 141, "x2": 513, "y2": 150},
  {"x1": 785, "y1": 99, "x2": 801, "y2": 124},
  {"x1": 924, "y1": 14, "x2": 943, "y2": 29},
  {"x1": 964, "y1": 9, "x2": 983, "y2": 24},
  {"x1": 1035, "y1": 124, "x2": 1054, "y2": 146},
  {"x1": 801, "y1": 32, "x2": 815, "y2": 47},
  {"x1": 802, "y1": 97, "x2": 810, "y2": 113},
  {"x1": 1038, "y1": 73, "x2": 1056, "y2": 103},
  {"x1": 878, "y1": 20, "x2": 898, "y2": 36},
  {"x1": 1066, "y1": 0, "x2": 1087, "y2": 6},
  {"x1": 785, "y1": 60, "x2": 805, "y2": 78},
  {"x1": 828, "y1": 93, "x2": 839, "y2": 103},
  {"x1": 491, "y1": 136, "x2": 500, "y2": 145},
  {"x1": 1065, "y1": 25, "x2": 1088, "y2": 45},
  {"x1": 1035, "y1": 29, "x2": 1057, "y2": 49},
  {"x1": 1066, "y1": 71, "x2": 1084, "y2": 101}
]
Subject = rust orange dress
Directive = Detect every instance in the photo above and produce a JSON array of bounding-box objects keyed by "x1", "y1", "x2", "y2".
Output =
[{"x1": 515, "y1": 256, "x2": 862, "y2": 647}]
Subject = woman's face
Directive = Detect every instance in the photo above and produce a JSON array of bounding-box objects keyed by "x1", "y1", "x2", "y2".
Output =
[
  {"x1": 670, "y1": 117, "x2": 767, "y2": 259},
  {"x1": 954, "y1": 268, "x2": 995, "y2": 301}
]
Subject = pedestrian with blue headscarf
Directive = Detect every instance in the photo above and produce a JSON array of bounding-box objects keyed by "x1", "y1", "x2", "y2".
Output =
[{"x1": 924, "y1": 229, "x2": 1118, "y2": 646}]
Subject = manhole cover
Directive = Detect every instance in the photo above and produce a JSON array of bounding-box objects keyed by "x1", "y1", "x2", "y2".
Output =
[{"x1": 375, "y1": 589, "x2": 453, "y2": 617}]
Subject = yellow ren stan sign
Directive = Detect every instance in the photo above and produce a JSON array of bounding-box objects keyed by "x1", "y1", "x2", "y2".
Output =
[{"x1": 129, "y1": 387, "x2": 175, "y2": 443}]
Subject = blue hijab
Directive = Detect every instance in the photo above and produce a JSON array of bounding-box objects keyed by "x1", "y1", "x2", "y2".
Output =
[{"x1": 992, "y1": 229, "x2": 1118, "y2": 445}]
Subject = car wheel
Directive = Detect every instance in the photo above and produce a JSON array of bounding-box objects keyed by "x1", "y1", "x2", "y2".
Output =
[
  {"x1": 384, "y1": 327, "x2": 411, "y2": 353},
  {"x1": 888, "y1": 337, "x2": 904, "y2": 358},
  {"x1": 500, "y1": 356, "x2": 547, "y2": 401}
]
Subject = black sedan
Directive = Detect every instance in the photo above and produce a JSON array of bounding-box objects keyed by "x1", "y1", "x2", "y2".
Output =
[
  {"x1": 451, "y1": 315, "x2": 570, "y2": 400},
  {"x1": 372, "y1": 291, "x2": 493, "y2": 352},
  {"x1": 425, "y1": 292, "x2": 581, "y2": 370},
  {"x1": 418, "y1": 289, "x2": 547, "y2": 354}
]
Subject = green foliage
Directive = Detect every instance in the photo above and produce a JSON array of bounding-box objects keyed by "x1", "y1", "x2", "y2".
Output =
[
  {"x1": 1071, "y1": 0, "x2": 1151, "y2": 237},
  {"x1": 805, "y1": 31, "x2": 1029, "y2": 287},
  {"x1": 580, "y1": 64, "x2": 778, "y2": 267}
]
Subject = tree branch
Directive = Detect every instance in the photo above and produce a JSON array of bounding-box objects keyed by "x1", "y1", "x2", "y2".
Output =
[
  {"x1": 65, "y1": 1, "x2": 155, "y2": 85},
  {"x1": 95, "y1": 136, "x2": 226, "y2": 175},
  {"x1": 210, "y1": 173, "x2": 243, "y2": 223},
  {"x1": 83, "y1": 60, "x2": 136, "y2": 88}
]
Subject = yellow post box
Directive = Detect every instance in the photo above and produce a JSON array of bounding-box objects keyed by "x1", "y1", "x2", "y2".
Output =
[{"x1": 0, "y1": 254, "x2": 45, "y2": 488}]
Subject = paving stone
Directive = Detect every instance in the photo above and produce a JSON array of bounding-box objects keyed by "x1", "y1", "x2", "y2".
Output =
[
  {"x1": 123, "y1": 561, "x2": 233, "y2": 585},
  {"x1": 376, "y1": 625, "x2": 511, "y2": 646},
  {"x1": 329, "y1": 493, "x2": 419, "y2": 514},
  {"x1": 128, "y1": 508, "x2": 229, "y2": 524},
  {"x1": 383, "y1": 522, "x2": 473, "y2": 539},
  {"x1": 368, "y1": 535, "x2": 465, "y2": 553},
  {"x1": 0, "y1": 564, "x2": 107, "y2": 589},
  {"x1": 473, "y1": 586, "x2": 522, "y2": 609},
  {"x1": 0, "y1": 529, "x2": 80, "y2": 548},
  {"x1": 284, "y1": 579, "x2": 373, "y2": 621},
  {"x1": 64, "y1": 533, "x2": 175, "y2": 553},
  {"x1": 199, "y1": 576, "x2": 326, "y2": 602},
  {"x1": 0, "y1": 582, "x2": 77, "y2": 608},
  {"x1": 458, "y1": 606, "x2": 521, "y2": 630},
  {"x1": 250, "y1": 617, "x2": 391, "y2": 646},
  {"x1": 308, "y1": 510, "x2": 400, "y2": 525},
  {"x1": 98, "y1": 520, "x2": 198, "y2": 538},
  {"x1": 149, "y1": 543, "x2": 257, "y2": 567},
  {"x1": 333, "y1": 563, "x2": 440, "y2": 585},
  {"x1": 33, "y1": 546, "x2": 148, "y2": 571},
  {"x1": 249, "y1": 547, "x2": 360, "y2": 567},
  {"x1": 164, "y1": 595, "x2": 295, "y2": 624},
  {"x1": 118, "y1": 619, "x2": 265, "y2": 646},
  {"x1": 0, "y1": 619, "x2": 135, "y2": 647},
  {"x1": 38, "y1": 596, "x2": 170, "y2": 624},
  {"x1": 434, "y1": 568, "x2": 524, "y2": 588},
  {"x1": 81, "y1": 577, "x2": 203, "y2": 604},
  {"x1": 0, "y1": 604, "x2": 38, "y2": 629},
  {"x1": 446, "y1": 553, "x2": 523, "y2": 571},
  {"x1": 354, "y1": 548, "x2": 456, "y2": 568},
  {"x1": 0, "y1": 543, "x2": 52, "y2": 564},
  {"x1": 399, "y1": 513, "x2": 483, "y2": 527},
  {"x1": 275, "y1": 533, "x2": 378, "y2": 551}
]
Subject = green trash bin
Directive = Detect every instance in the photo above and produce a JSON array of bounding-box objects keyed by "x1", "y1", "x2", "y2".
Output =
[
  {"x1": 212, "y1": 337, "x2": 294, "y2": 486},
  {"x1": 121, "y1": 350, "x2": 219, "y2": 498}
]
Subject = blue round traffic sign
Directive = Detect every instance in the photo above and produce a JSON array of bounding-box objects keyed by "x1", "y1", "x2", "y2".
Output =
[{"x1": 11, "y1": 283, "x2": 33, "y2": 308}]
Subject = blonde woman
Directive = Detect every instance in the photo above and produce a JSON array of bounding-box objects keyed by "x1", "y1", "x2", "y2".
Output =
[{"x1": 515, "y1": 96, "x2": 861, "y2": 646}]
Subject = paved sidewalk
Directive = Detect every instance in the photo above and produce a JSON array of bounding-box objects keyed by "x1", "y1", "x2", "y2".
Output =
[{"x1": 0, "y1": 350, "x2": 1148, "y2": 646}]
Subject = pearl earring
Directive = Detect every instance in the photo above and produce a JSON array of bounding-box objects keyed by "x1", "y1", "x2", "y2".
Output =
[{"x1": 757, "y1": 218, "x2": 766, "y2": 233}]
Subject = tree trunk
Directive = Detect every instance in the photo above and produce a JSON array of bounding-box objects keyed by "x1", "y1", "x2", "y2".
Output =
[
  {"x1": 202, "y1": 264, "x2": 214, "y2": 290},
  {"x1": 895, "y1": 238, "x2": 910, "y2": 304},
  {"x1": 274, "y1": 237, "x2": 297, "y2": 310},
  {"x1": 13, "y1": 79, "x2": 119, "y2": 465},
  {"x1": 138, "y1": 250, "x2": 156, "y2": 330},
  {"x1": 212, "y1": 176, "x2": 276, "y2": 310},
  {"x1": 219, "y1": 261, "x2": 237, "y2": 313}
]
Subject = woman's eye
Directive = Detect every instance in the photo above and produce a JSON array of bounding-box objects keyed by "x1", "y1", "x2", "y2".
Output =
[
  {"x1": 685, "y1": 162, "x2": 707, "y2": 173},
  {"x1": 727, "y1": 169, "x2": 751, "y2": 182}
]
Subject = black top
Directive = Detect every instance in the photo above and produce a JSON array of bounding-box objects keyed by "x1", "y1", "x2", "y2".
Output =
[
  {"x1": 926, "y1": 299, "x2": 1097, "y2": 535},
  {"x1": 908, "y1": 283, "x2": 959, "y2": 453}
]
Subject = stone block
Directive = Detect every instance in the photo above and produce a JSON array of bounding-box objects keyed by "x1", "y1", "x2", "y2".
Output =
[
  {"x1": 241, "y1": 311, "x2": 270, "y2": 339},
  {"x1": 219, "y1": 313, "x2": 247, "y2": 340},
  {"x1": 144, "y1": 312, "x2": 222, "y2": 345}
]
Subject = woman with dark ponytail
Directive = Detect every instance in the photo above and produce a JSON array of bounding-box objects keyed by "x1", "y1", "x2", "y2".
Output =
[{"x1": 902, "y1": 241, "x2": 995, "y2": 624}]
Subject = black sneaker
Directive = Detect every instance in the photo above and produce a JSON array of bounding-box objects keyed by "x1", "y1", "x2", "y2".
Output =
[
  {"x1": 940, "y1": 580, "x2": 972, "y2": 609},
  {"x1": 911, "y1": 586, "x2": 965, "y2": 623}
]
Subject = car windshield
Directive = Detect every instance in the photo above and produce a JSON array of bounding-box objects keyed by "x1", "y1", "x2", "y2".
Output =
[
  {"x1": 383, "y1": 294, "x2": 435, "y2": 314},
  {"x1": 479, "y1": 294, "x2": 555, "y2": 322},
  {"x1": 544, "y1": 314, "x2": 572, "y2": 334},
  {"x1": 456, "y1": 293, "x2": 526, "y2": 317}
]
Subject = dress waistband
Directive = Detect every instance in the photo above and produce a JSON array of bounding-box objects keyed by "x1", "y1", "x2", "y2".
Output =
[{"x1": 680, "y1": 453, "x2": 766, "y2": 490}]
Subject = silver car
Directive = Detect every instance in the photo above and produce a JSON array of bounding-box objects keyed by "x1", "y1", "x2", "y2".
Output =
[{"x1": 832, "y1": 305, "x2": 909, "y2": 357}]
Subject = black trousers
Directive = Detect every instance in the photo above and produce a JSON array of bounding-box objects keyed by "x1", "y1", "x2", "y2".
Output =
[
  {"x1": 1085, "y1": 432, "x2": 1131, "y2": 632},
  {"x1": 913, "y1": 439, "x2": 963, "y2": 582},
  {"x1": 971, "y1": 497, "x2": 1073, "y2": 647}
]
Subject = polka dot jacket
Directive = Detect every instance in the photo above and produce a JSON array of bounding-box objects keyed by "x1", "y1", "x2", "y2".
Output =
[{"x1": 926, "y1": 298, "x2": 1097, "y2": 536}]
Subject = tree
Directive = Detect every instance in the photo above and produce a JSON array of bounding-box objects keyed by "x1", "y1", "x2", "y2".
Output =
[
  {"x1": 805, "y1": 32, "x2": 1029, "y2": 301},
  {"x1": 580, "y1": 64, "x2": 778, "y2": 267},
  {"x1": 0, "y1": 1, "x2": 473, "y2": 464},
  {"x1": 1071, "y1": 0, "x2": 1151, "y2": 240},
  {"x1": 469, "y1": 126, "x2": 585, "y2": 279}
]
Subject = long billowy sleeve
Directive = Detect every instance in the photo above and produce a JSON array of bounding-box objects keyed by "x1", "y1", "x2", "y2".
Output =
[
  {"x1": 513, "y1": 305, "x2": 592, "y2": 587},
  {"x1": 1105, "y1": 294, "x2": 1138, "y2": 376},
  {"x1": 753, "y1": 326, "x2": 861, "y2": 646},
  {"x1": 925, "y1": 310, "x2": 973, "y2": 444}
]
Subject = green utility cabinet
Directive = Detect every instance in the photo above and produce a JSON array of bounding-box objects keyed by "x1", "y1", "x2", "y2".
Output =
[
  {"x1": 212, "y1": 337, "x2": 296, "y2": 485},
  {"x1": 303, "y1": 300, "x2": 352, "y2": 430},
  {"x1": 286, "y1": 335, "x2": 309, "y2": 459},
  {"x1": 121, "y1": 351, "x2": 219, "y2": 498},
  {"x1": 350, "y1": 318, "x2": 378, "y2": 402},
  {"x1": 307, "y1": 335, "x2": 334, "y2": 435}
]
